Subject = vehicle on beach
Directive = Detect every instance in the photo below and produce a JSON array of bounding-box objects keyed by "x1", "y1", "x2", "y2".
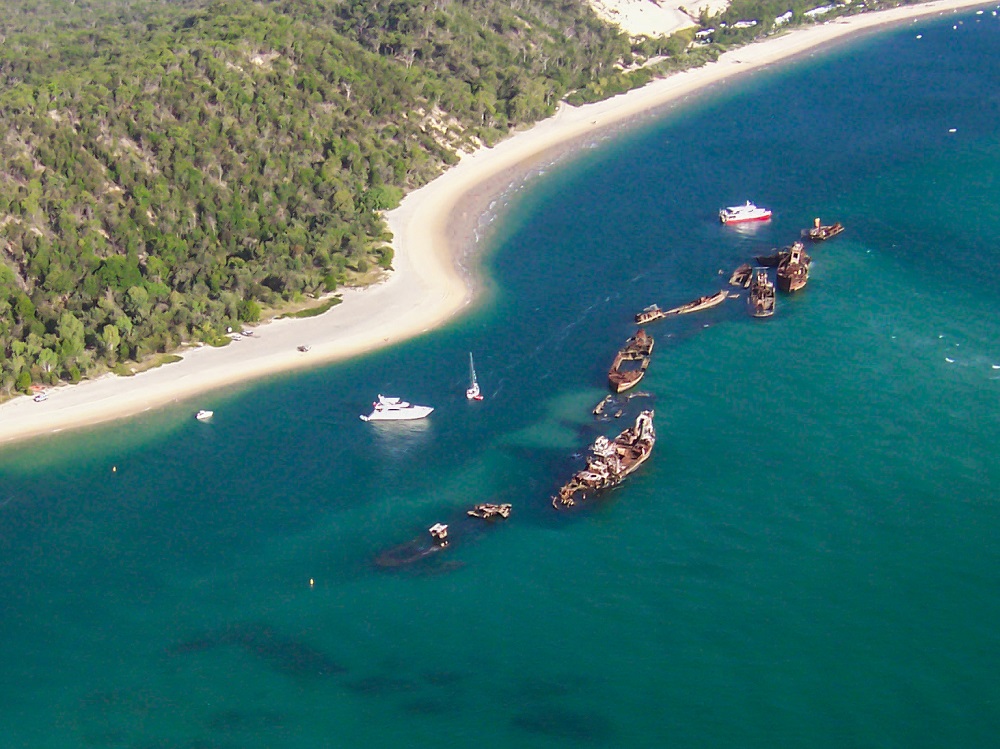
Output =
[
  {"x1": 196, "y1": 409, "x2": 214, "y2": 421},
  {"x1": 297, "y1": 345, "x2": 311, "y2": 352},
  {"x1": 360, "y1": 394, "x2": 434, "y2": 422},
  {"x1": 748, "y1": 268, "x2": 776, "y2": 318},
  {"x1": 33, "y1": 391, "x2": 48, "y2": 402},
  {"x1": 719, "y1": 200, "x2": 772, "y2": 224}
]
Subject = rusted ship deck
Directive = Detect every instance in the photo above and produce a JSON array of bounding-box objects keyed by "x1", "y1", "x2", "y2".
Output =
[
  {"x1": 608, "y1": 329, "x2": 654, "y2": 393},
  {"x1": 803, "y1": 218, "x2": 844, "y2": 241},
  {"x1": 552, "y1": 410, "x2": 656, "y2": 509}
]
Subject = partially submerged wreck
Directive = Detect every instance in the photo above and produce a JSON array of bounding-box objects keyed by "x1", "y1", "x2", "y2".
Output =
[
  {"x1": 635, "y1": 290, "x2": 729, "y2": 324},
  {"x1": 803, "y1": 217, "x2": 844, "y2": 241},
  {"x1": 747, "y1": 267, "x2": 776, "y2": 318},
  {"x1": 467, "y1": 503, "x2": 512, "y2": 520},
  {"x1": 776, "y1": 241, "x2": 810, "y2": 293},
  {"x1": 608, "y1": 329, "x2": 654, "y2": 393},
  {"x1": 552, "y1": 410, "x2": 656, "y2": 509},
  {"x1": 729, "y1": 263, "x2": 753, "y2": 288}
]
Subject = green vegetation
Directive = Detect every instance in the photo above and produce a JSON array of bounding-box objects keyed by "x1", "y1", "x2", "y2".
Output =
[
  {"x1": 0, "y1": 0, "x2": 642, "y2": 392},
  {"x1": 701, "y1": 0, "x2": 917, "y2": 46},
  {"x1": 0, "y1": 0, "x2": 921, "y2": 394},
  {"x1": 281, "y1": 297, "x2": 343, "y2": 319}
]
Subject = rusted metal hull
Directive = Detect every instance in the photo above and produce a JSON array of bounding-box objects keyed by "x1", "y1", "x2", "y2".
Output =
[
  {"x1": 729, "y1": 263, "x2": 753, "y2": 288},
  {"x1": 608, "y1": 330, "x2": 654, "y2": 393},
  {"x1": 803, "y1": 221, "x2": 844, "y2": 241},
  {"x1": 669, "y1": 290, "x2": 729, "y2": 315},
  {"x1": 747, "y1": 267, "x2": 776, "y2": 317},
  {"x1": 552, "y1": 410, "x2": 656, "y2": 509}
]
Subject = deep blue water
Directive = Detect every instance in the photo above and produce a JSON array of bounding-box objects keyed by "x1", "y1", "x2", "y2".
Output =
[{"x1": 2, "y1": 8, "x2": 999, "y2": 748}]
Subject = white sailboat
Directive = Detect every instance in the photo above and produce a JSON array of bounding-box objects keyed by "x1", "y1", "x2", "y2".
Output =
[{"x1": 466, "y1": 352, "x2": 484, "y2": 401}]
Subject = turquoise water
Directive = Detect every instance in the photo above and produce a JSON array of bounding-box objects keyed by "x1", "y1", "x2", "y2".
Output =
[{"x1": 3, "y1": 10, "x2": 1000, "y2": 747}]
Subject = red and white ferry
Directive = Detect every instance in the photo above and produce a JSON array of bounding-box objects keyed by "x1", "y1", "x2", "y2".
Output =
[{"x1": 719, "y1": 200, "x2": 772, "y2": 224}]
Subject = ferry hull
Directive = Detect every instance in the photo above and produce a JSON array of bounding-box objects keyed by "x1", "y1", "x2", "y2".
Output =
[{"x1": 721, "y1": 212, "x2": 772, "y2": 224}]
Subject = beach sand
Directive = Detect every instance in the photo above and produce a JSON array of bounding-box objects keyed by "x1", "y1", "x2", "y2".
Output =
[
  {"x1": 1, "y1": 0, "x2": 990, "y2": 446},
  {"x1": 588, "y1": 0, "x2": 731, "y2": 38}
]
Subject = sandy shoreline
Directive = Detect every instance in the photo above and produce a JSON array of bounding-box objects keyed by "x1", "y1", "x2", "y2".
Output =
[{"x1": 1, "y1": 0, "x2": 991, "y2": 447}]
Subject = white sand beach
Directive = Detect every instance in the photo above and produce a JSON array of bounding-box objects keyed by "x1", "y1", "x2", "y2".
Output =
[
  {"x1": 589, "y1": 0, "x2": 731, "y2": 38},
  {"x1": 0, "y1": 0, "x2": 991, "y2": 446}
]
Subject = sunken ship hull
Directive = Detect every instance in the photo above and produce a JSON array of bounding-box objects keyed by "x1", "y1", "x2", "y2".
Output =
[
  {"x1": 776, "y1": 241, "x2": 810, "y2": 293},
  {"x1": 552, "y1": 410, "x2": 656, "y2": 509},
  {"x1": 748, "y1": 268, "x2": 776, "y2": 318},
  {"x1": 608, "y1": 329, "x2": 654, "y2": 393},
  {"x1": 803, "y1": 218, "x2": 844, "y2": 241}
]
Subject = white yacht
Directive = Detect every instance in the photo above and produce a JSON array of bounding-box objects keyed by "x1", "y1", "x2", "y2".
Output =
[
  {"x1": 360, "y1": 395, "x2": 433, "y2": 422},
  {"x1": 195, "y1": 409, "x2": 214, "y2": 421}
]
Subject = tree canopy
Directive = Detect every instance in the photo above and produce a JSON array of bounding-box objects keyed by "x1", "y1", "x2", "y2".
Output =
[{"x1": 0, "y1": 0, "x2": 917, "y2": 393}]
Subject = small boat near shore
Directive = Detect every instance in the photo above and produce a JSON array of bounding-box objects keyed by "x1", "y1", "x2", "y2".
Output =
[
  {"x1": 719, "y1": 200, "x2": 772, "y2": 224},
  {"x1": 776, "y1": 241, "x2": 810, "y2": 293},
  {"x1": 195, "y1": 409, "x2": 214, "y2": 421},
  {"x1": 608, "y1": 329, "x2": 654, "y2": 393},
  {"x1": 552, "y1": 410, "x2": 656, "y2": 509},
  {"x1": 803, "y1": 218, "x2": 844, "y2": 241},
  {"x1": 747, "y1": 268, "x2": 776, "y2": 318}
]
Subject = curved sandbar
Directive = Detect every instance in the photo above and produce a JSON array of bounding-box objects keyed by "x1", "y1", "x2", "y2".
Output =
[{"x1": 0, "y1": 0, "x2": 988, "y2": 446}]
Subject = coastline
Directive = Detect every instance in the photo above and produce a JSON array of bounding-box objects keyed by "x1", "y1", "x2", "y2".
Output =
[{"x1": 0, "y1": 0, "x2": 990, "y2": 447}]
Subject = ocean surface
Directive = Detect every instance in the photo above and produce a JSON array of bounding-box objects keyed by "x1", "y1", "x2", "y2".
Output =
[{"x1": 2, "y1": 9, "x2": 999, "y2": 748}]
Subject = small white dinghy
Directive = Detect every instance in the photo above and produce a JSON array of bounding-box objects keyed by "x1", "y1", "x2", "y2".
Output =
[{"x1": 196, "y1": 409, "x2": 214, "y2": 421}]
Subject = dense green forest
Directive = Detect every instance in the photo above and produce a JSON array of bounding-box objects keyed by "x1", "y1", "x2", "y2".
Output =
[{"x1": 0, "y1": 0, "x2": 918, "y2": 394}]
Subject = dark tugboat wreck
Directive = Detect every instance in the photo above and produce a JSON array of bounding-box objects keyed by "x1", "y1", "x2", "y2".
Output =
[
  {"x1": 776, "y1": 241, "x2": 811, "y2": 293},
  {"x1": 803, "y1": 217, "x2": 844, "y2": 241},
  {"x1": 552, "y1": 410, "x2": 656, "y2": 509}
]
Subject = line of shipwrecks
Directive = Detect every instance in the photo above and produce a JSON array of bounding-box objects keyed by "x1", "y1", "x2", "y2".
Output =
[
  {"x1": 378, "y1": 214, "x2": 844, "y2": 560},
  {"x1": 727, "y1": 216, "x2": 843, "y2": 318}
]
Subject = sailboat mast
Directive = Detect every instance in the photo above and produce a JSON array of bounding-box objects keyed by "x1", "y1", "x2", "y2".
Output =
[{"x1": 468, "y1": 352, "x2": 477, "y2": 385}]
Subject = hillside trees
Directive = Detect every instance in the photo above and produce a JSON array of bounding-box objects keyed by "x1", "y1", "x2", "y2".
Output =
[{"x1": 0, "y1": 0, "x2": 645, "y2": 389}]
